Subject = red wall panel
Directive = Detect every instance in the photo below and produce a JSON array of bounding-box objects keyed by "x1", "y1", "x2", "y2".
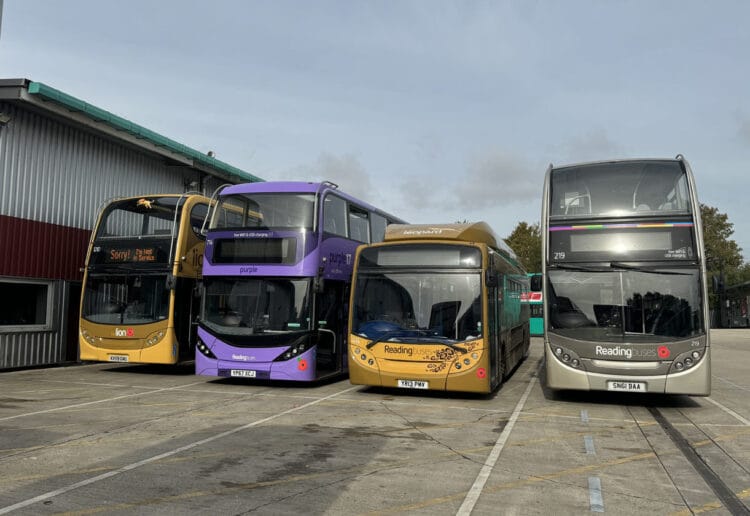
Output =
[{"x1": 0, "y1": 215, "x2": 91, "y2": 281}]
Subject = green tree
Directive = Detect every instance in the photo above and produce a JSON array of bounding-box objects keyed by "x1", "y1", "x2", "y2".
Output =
[
  {"x1": 701, "y1": 203, "x2": 744, "y2": 282},
  {"x1": 505, "y1": 221, "x2": 542, "y2": 272}
]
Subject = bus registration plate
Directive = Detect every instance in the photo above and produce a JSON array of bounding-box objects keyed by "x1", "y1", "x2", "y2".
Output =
[
  {"x1": 108, "y1": 355, "x2": 129, "y2": 363},
  {"x1": 397, "y1": 379, "x2": 428, "y2": 390},
  {"x1": 607, "y1": 381, "x2": 646, "y2": 392},
  {"x1": 230, "y1": 370, "x2": 257, "y2": 378}
]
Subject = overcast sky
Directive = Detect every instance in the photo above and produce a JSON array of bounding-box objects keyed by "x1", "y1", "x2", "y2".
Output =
[{"x1": 1, "y1": 1, "x2": 748, "y2": 257}]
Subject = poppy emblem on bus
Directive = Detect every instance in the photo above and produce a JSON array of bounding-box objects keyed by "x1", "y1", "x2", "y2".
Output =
[
  {"x1": 476, "y1": 367, "x2": 487, "y2": 379},
  {"x1": 658, "y1": 346, "x2": 670, "y2": 359},
  {"x1": 297, "y1": 358, "x2": 308, "y2": 371}
]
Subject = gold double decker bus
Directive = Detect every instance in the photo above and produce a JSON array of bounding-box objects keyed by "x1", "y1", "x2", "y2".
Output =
[
  {"x1": 79, "y1": 194, "x2": 211, "y2": 364},
  {"x1": 348, "y1": 222, "x2": 530, "y2": 393}
]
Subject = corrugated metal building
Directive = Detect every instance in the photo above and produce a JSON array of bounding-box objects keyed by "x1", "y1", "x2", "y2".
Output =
[{"x1": 0, "y1": 78, "x2": 262, "y2": 370}]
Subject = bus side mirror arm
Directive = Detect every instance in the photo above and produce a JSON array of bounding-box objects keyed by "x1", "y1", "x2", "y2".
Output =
[{"x1": 485, "y1": 270, "x2": 497, "y2": 288}]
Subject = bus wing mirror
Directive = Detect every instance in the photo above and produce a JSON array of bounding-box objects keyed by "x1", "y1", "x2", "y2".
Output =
[
  {"x1": 530, "y1": 274, "x2": 542, "y2": 292},
  {"x1": 485, "y1": 271, "x2": 497, "y2": 288},
  {"x1": 166, "y1": 274, "x2": 176, "y2": 290},
  {"x1": 314, "y1": 276, "x2": 325, "y2": 293}
]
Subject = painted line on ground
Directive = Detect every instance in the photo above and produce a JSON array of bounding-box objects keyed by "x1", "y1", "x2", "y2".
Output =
[
  {"x1": 0, "y1": 385, "x2": 358, "y2": 515},
  {"x1": 581, "y1": 409, "x2": 589, "y2": 423},
  {"x1": 456, "y1": 362, "x2": 540, "y2": 516},
  {"x1": 648, "y1": 406, "x2": 750, "y2": 516},
  {"x1": 588, "y1": 476, "x2": 604, "y2": 512},
  {"x1": 584, "y1": 435, "x2": 596, "y2": 455},
  {"x1": 0, "y1": 381, "x2": 207, "y2": 422},
  {"x1": 713, "y1": 375, "x2": 750, "y2": 393},
  {"x1": 705, "y1": 397, "x2": 750, "y2": 426},
  {"x1": 37, "y1": 379, "x2": 130, "y2": 388}
]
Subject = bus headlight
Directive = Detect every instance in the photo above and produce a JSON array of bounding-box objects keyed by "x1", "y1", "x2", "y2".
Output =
[
  {"x1": 196, "y1": 339, "x2": 216, "y2": 359},
  {"x1": 145, "y1": 330, "x2": 165, "y2": 346},
  {"x1": 273, "y1": 335, "x2": 310, "y2": 362},
  {"x1": 668, "y1": 349, "x2": 703, "y2": 374},
  {"x1": 550, "y1": 344, "x2": 584, "y2": 370},
  {"x1": 81, "y1": 329, "x2": 98, "y2": 345}
]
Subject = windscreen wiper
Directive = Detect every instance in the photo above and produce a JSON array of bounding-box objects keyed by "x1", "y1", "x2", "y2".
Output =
[
  {"x1": 609, "y1": 262, "x2": 692, "y2": 275},
  {"x1": 364, "y1": 329, "x2": 408, "y2": 349},
  {"x1": 365, "y1": 329, "x2": 468, "y2": 353},
  {"x1": 419, "y1": 337, "x2": 468, "y2": 354},
  {"x1": 548, "y1": 263, "x2": 607, "y2": 272}
]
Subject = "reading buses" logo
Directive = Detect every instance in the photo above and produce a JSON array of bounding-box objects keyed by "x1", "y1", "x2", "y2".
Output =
[
  {"x1": 595, "y1": 346, "x2": 633, "y2": 359},
  {"x1": 384, "y1": 344, "x2": 413, "y2": 357},
  {"x1": 594, "y1": 346, "x2": 658, "y2": 359}
]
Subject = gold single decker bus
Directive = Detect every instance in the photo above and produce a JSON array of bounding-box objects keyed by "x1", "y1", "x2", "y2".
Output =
[
  {"x1": 348, "y1": 222, "x2": 530, "y2": 393},
  {"x1": 79, "y1": 193, "x2": 211, "y2": 364}
]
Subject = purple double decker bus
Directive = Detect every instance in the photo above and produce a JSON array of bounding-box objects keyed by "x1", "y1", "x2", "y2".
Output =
[{"x1": 196, "y1": 181, "x2": 405, "y2": 381}]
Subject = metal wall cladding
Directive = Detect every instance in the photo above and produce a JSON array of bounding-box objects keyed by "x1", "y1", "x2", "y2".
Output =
[
  {"x1": 0, "y1": 101, "x2": 246, "y2": 369},
  {"x1": 204, "y1": 175, "x2": 234, "y2": 198},
  {"x1": 0, "y1": 214, "x2": 90, "y2": 280},
  {"x1": 0, "y1": 102, "x2": 186, "y2": 230},
  {"x1": 0, "y1": 330, "x2": 65, "y2": 369}
]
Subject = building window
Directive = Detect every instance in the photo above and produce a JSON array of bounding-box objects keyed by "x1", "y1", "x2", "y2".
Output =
[{"x1": 0, "y1": 279, "x2": 55, "y2": 331}]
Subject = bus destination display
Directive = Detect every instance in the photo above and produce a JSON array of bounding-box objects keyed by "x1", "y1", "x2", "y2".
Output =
[{"x1": 93, "y1": 245, "x2": 168, "y2": 264}]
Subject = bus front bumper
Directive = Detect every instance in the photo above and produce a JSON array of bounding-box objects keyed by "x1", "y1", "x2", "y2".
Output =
[{"x1": 544, "y1": 344, "x2": 711, "y2": 395}]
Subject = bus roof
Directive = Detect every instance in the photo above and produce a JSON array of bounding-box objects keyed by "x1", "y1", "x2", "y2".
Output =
[
  {"x1": 221, "y1": 181, "x2": 328, "y2": 195},
  {"x1": 384, "y1": 222, "x2": 518, "y2": 260},
  {"x1": 106, "y1": 193, "x2": 209, "y2": 202},
  {"x1": 219, "y1": 181, "x2": 407, "y2": 222},
  {"x1": 549, "y1": 156, "x2": 685, "y2": 173}
]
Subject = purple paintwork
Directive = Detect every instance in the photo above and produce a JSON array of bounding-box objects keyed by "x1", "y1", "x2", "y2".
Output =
[
  {"x1": 196, "y1": 327, "x2": 316, "y2": 381},
  {"x1": 196, "y1": 181, "x2": 404, "y2": 381}
]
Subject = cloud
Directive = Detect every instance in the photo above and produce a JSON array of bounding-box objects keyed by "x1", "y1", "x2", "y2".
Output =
[
  {"x1": 559, "y1": 128, "x2": 625, "y2": 163},
  {"x1": 278, "y1": 152, "x2": 381, "y2": 205},
  {"x1": 454, "y1": 151, "x2": 541, "y2": 210}
]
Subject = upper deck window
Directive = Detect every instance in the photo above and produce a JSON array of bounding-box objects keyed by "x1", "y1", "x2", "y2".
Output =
[
  {"x1": 323, "y1": 195, "x2": 347, "y2": 237},
  {"x1": 370, "y1": 213, "x2": 388, "y2": 243},
  {"x1": 96, "y1": 197, "x2": 182, "y2": 239},
  {"x1": 189, "y1": 203, "x2": 210, "y2": 239},
  {"x1": 550, "y1": 161, "x2": 691, "y2": 219},
  {"x1": 211, "y1": 193, "x2": 314, "y2": 231},
  {"x1": 348, "y1": 206, "x2": 370, "y2": 243}
]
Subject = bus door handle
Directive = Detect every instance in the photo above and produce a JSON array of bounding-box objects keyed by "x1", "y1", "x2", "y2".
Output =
[{"x1": 319, "y1": 328, "x2": 336, "y2": 354}]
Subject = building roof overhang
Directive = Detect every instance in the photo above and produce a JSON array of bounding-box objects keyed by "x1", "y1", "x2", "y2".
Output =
[{"x1": 0, "y1": 78, "x2": 262, "y2": 185}]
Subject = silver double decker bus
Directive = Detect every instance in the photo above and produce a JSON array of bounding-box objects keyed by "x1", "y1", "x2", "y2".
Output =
[{"x1": 542, "y1": 156, "x2": 710, "y2": 395}]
